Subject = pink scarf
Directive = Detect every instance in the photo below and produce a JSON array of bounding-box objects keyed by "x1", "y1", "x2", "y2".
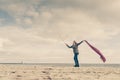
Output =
[{"x1": 84, "y1": 40, "x2": 106, "y2": 62}]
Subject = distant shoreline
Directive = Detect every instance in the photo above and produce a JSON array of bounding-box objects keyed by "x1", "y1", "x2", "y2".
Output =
[{"x1": 0, "y1": 63, "x2": 120, "y2": 67}]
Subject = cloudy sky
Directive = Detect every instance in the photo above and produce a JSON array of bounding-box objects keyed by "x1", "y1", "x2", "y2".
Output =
[{"x1": 0, "y1": 0, "x2": 120, "y2": 63}]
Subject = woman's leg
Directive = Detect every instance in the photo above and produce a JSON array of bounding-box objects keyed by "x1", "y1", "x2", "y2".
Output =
[{"x1": 74, "y1": 54, "x2": 79, "y2": 67}]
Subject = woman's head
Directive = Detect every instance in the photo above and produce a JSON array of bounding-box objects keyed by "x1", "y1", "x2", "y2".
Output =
[{"x1": 73, "y1": 40, "x2": 77, "y2": 45}]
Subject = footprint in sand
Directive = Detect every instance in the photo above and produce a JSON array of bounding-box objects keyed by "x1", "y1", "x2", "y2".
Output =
[
  {"x1": 11, "y1": 71, "x2": 16, "y2": 73},
  {"x1": 16, "y1": 75, "x2": 22, "y2": 77}
]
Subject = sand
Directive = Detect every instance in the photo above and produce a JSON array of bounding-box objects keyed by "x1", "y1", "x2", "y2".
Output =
[{"x1": 0, "y1": 64, "x2": 120, "y2": 80}]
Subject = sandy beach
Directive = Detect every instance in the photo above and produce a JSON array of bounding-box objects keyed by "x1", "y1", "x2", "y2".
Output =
[{"x1": 0, "y1": 64, "x2": 120, "y2": 80}]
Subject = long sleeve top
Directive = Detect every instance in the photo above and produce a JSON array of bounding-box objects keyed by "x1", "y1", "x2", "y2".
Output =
[{"x1": 66, "y1": 41, "x2": 83, "y2": 54}]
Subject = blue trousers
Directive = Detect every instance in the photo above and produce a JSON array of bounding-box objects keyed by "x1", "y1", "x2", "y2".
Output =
[{"x1": 74, "y1": 53, "x2": 79, "y2": 66}]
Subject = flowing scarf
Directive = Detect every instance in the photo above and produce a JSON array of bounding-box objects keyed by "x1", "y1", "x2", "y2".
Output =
[{"x1": 84, "y1": 40, "x2": 106, "y2": 62}]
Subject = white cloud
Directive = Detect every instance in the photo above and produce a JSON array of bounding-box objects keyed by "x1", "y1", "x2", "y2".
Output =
[{"x1": 0, "y1": 0, "x2": 120, "y2": 63}]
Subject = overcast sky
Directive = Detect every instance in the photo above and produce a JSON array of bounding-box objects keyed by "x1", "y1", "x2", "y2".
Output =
[{"x1": 0, "y1": 0, "x2": 120, "y2": 63}]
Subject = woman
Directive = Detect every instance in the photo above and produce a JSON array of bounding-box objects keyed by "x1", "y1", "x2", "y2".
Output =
[{"x1": 65, "y1": 40, "x2": 83, "y2": 67}]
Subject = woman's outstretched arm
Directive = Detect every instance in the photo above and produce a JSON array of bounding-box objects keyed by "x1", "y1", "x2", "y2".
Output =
[
  {"x1": 65, "y1": 43, "x2": 73, "y2": 48},
  {"x1": 77, "y1": 40, "x2": 83, "y2": 46}
]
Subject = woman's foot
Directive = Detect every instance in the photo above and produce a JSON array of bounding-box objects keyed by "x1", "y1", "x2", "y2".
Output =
[{"x1": 74, "y1": 65, "x2": 79, "y2": 67}]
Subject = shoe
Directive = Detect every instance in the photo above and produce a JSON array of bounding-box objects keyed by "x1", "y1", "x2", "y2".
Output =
[{"x1": 74, "y1": 65, "x2": 79, "y2": 67}]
